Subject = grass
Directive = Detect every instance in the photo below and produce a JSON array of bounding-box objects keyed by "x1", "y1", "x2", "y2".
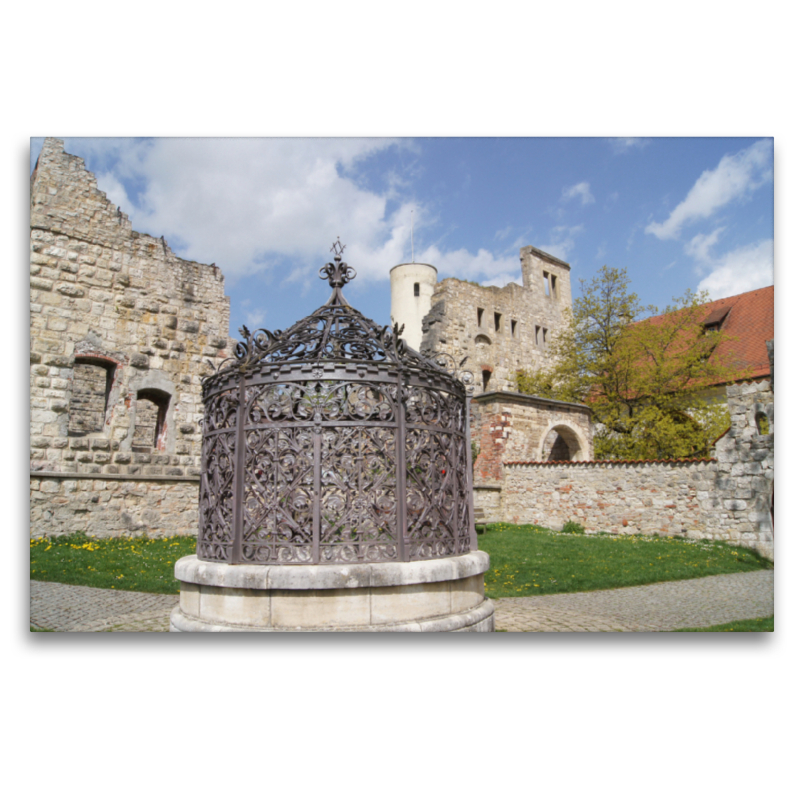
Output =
[
  {"x1": 479, "y1": 523, "x2": 773, "y2": 599},
  {"x1": 30, "y1": 525, "x2": 773, "y2": 601},
  {"x1": 673, "y1": 616, "x2": 774, "y2": 632},
  {"x1": 30, "y1": 533, "x2": 196, "y2": 594}
]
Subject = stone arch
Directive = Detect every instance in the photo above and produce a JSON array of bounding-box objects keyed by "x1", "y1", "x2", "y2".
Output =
[
  {"x1": 474, "y1": 334, "x2": 492, "y2": 346},
  {"x1": 538, "y1": 423, "x2": 589, "y2": 462}
]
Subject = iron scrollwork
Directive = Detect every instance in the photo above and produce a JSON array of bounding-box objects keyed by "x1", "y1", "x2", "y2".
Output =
[{"x1": 197, "y1": 241, "x2": 476, "y2": 566}]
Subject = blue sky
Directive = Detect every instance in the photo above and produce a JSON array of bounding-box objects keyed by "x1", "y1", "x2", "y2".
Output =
[{"x1": 31, "y1": 137, "x2": 773, "y2": 338}]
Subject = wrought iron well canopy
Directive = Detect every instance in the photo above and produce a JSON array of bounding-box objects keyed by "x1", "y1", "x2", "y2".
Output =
[{"x1": 198, "y1": 240, "x2": 476, "y2": 565}]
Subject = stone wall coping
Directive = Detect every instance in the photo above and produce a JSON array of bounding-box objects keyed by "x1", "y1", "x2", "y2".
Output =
[
  {"x1": 504, "y1": 458, "x2": 716, "y2": 467},
  {"x1": 473, "y1": 390, "x2": 590, "y2": 413},
  {"x1": 175, "y1": 551, "x2": 490, "y2": 591},
  {"x1": 521, "y1": 245, "x2": 571, "y2": 269},
  {"x1": 30, "y1": 470, "x2": 200, "y2": 483}
]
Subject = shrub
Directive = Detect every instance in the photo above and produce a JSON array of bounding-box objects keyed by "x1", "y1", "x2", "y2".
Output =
[{"x1": 561, "y1": 520, "x2": 585, "y2": 534}]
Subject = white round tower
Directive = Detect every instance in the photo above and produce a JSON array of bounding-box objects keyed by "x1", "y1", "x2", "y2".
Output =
[{"x1": 389, "y1": 262, "x2": 438, "y2": 351}]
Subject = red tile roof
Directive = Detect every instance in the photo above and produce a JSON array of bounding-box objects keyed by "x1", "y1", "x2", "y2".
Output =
[{"x1": 640, "y1": 285, "x2": 773, "y2": 385}]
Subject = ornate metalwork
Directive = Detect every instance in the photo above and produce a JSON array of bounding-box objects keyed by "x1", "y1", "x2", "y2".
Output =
[{"x1": 198, "y1": 242, "x2": 477, "y2": 565}]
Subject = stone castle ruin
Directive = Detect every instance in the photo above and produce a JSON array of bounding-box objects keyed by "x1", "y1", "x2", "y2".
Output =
[
  {"x1": 30, "y1": 138, "x2": 232, "y2": 538},
  {"x1": 29, "y1": 139, "x2": 773, "y2": 560},
  {"x1": 390, "y1": 246, "x2": 572, "y2": 394},
  {"x1": 389, "y1": 247, "x2": 593, "y2": 474}
]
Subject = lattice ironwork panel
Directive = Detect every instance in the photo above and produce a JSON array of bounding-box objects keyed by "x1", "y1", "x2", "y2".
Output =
[
  {"x1": 197, "y1": 388, "x2": 239, "y2": 562},
  {"x1": 241, "y1": 428, "x2": 315, "y2": 563},
  {"x1": 320, "y1": 425, "x2": 398, "y2": 563}
]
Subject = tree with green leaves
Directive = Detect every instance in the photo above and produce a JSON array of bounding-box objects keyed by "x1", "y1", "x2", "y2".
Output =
[{"x1": 516, "y1": 265, "x2": 733, "y2": 460}]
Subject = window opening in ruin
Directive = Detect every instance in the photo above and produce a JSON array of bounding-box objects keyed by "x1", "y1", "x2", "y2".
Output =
[
  {"x1": 477, "y1": 307, "x2": 484, "y2": 327},
  {"x1": 414, "y1": 282, "x2": 420, "y2": 297},
  {"x1": 535, "y1": 325, "x2": 541, "y2": 346},
  {"x1": 543, "y1": 271, "x2": 550, "y2": 296},
  {"x1": 511, "y1": 319, "x2": 517, "y2": 338},
  {"x1": 68, "y1": 358, "x2": 115, "y2": 436},
  {"x1": 756, "y1": 411, "x2": 770, "y2": 435},
  {"x1": 542, "y1": 328, "x2": 548, "y2": 346},
  {"x1": 482, "y1": 370, "x2": 491, "y2": 392},
  {"x1": 551, "y1": 274, "x2": 557, "y2": 298},
  {"x1": 132, "y1": 389, "x2": 170, "y2": 452},
  {"x1": 494, "y1": 312, "x2": 502, "y2": 332}
]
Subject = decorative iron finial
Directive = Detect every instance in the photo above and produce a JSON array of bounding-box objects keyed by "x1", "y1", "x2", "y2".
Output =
[
  {"x1": 319, "y1": 238, "x2": 357, "y2": 294},
  {"x1": 330, "y1": 237, "x2": 346, "y2": 258}
]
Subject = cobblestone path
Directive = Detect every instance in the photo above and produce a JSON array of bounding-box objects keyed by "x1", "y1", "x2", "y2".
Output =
[
  {"x1": 493, "y1": 570, "x2": 774, "y2": 632},
  {"x1": 30, "y1": 581, "x2": 176, "y2": 632},
  {"x1": 30, "y1": 570, "x2": 773, "y2": 633}
]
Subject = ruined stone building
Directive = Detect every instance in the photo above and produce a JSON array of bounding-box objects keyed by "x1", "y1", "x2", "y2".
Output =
[
  {"x1": 392, "y1": 246, "x2": 573, "y2": 394},
  {"x1": 30, "y1": 138, "x2": 232, "y2": 538},
  {"x1": 390, "y1": 246, "x2": 593, "y2": 469}
]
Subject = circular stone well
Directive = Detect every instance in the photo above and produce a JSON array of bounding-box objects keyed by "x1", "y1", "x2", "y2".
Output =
[
  {"x1": 170, "y1": 552, "x2": 493, "y2": 632},
  {"x1": 171, "y1": 241, "x2": 493, "y2": 632}
]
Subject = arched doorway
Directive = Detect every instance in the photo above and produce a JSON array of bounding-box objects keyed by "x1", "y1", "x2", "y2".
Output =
[{"x1": 541, "y1": 424, "x2": 586, "y2": 461}]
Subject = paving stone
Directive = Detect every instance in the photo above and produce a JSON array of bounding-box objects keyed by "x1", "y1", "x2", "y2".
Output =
[
  {"x1": 493, "y1": 570, "x2": 773, "y2": 632},
  {"x1": 31, "y1": 569, "x2": 773, "y2": 633}
]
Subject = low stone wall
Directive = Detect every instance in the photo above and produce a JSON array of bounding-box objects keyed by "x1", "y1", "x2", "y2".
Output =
[
  {"x1": 501, "y1": 456, "x2": 772, "y2": 559},
  {"x1": 474, "y1": 484, "x2": 502, "y2": 518},
  {"x1": 503, "y1": 460, "x2": 719, "y2": 537},
  {"x1": 30, "y1": 473, "x2": 199, "y2": 539}
]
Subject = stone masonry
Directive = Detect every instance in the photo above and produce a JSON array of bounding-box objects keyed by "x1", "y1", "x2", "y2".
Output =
[
  {"x1": 490, "y1": 379, "x2": 774, "y2": 560},
  {"x1": 472, "y1": 391, "x2": 593, "y2": 484},
  {"x1": 419, "y1": 246, "x2": 572, "y2": 394},
  {"x1": 30, "y1": 138, "x2": 232, "y2": 538}
]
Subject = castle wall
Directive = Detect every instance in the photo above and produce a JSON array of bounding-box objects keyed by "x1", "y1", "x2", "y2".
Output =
[
  {"x1": 420, "y1": 246, "x2": 572, "y2": 394},
  {"x1": 30, "y1": 138, "x2": 232, "y2": 538},
  {"x1": 483, "y1": 380, "x2": 774, "y2": 560},
  {"x1": 30, "y1": 475, "x2": 200, "y2": 538},
  {"x1": 472, "y1": 391, "x2": 593, "y2": 484}
]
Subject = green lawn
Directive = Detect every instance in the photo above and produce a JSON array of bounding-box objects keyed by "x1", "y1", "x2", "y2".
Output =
[
  {"x1": 479, "y1": 523, "x2": 772, "y2": 598},
  {"x1": 30, "y1": 525, "x2": 773, "y2": 600},
  {"x1": 673, "y1": 616, "x2": 774, "y2": 632},
  {"x1": 30, "y1": 533, "x2": 196, "y2": 594}
]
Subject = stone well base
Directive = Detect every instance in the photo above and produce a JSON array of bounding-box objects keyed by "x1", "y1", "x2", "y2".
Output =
[{"x1": 170, "y1": 552, "x2": 494, "y2": 632}]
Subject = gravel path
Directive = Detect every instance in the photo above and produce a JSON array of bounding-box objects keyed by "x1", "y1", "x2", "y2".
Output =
[{"x1": 30, "y1": 569, "x2": 773, "y2": 633}]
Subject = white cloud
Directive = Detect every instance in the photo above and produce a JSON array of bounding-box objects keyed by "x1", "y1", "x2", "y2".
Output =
[
  {"x1": 78, "y1": 138, "x2": 421, "y2": 284},
  {"x1": 538, "y1": 225, "x2": 584, "y2": 262},
  {"x1": 416, "y1": 244, "x2": 519, "y2": 283},
  {"x1": 645, "y1": 139, "x2": 772, "y2": 240},
  {"x1": 696, "y1": 239, "x2": 773, "y2": 299},
  {"x1": 609, "y1": 138, "x2": 650, "y2": 154},
  {"x1": 244, "y1": 308, "x2": 269, "y2": 329},
  {"x1": 50, "y1": 138, "x2": 583, "y2": 295},
  {"x1": 482, "y1": 273, "x2": 522, "y2": 288},
  {"x1": 94, "y1": 171, "x2": 135, "y2": 215},
  {"x1": 562, "y1": 181, "x2": 595, "y2": 205},
  {"x1": 685, "y1": 226, "x2": 726, "y2": 264}
]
